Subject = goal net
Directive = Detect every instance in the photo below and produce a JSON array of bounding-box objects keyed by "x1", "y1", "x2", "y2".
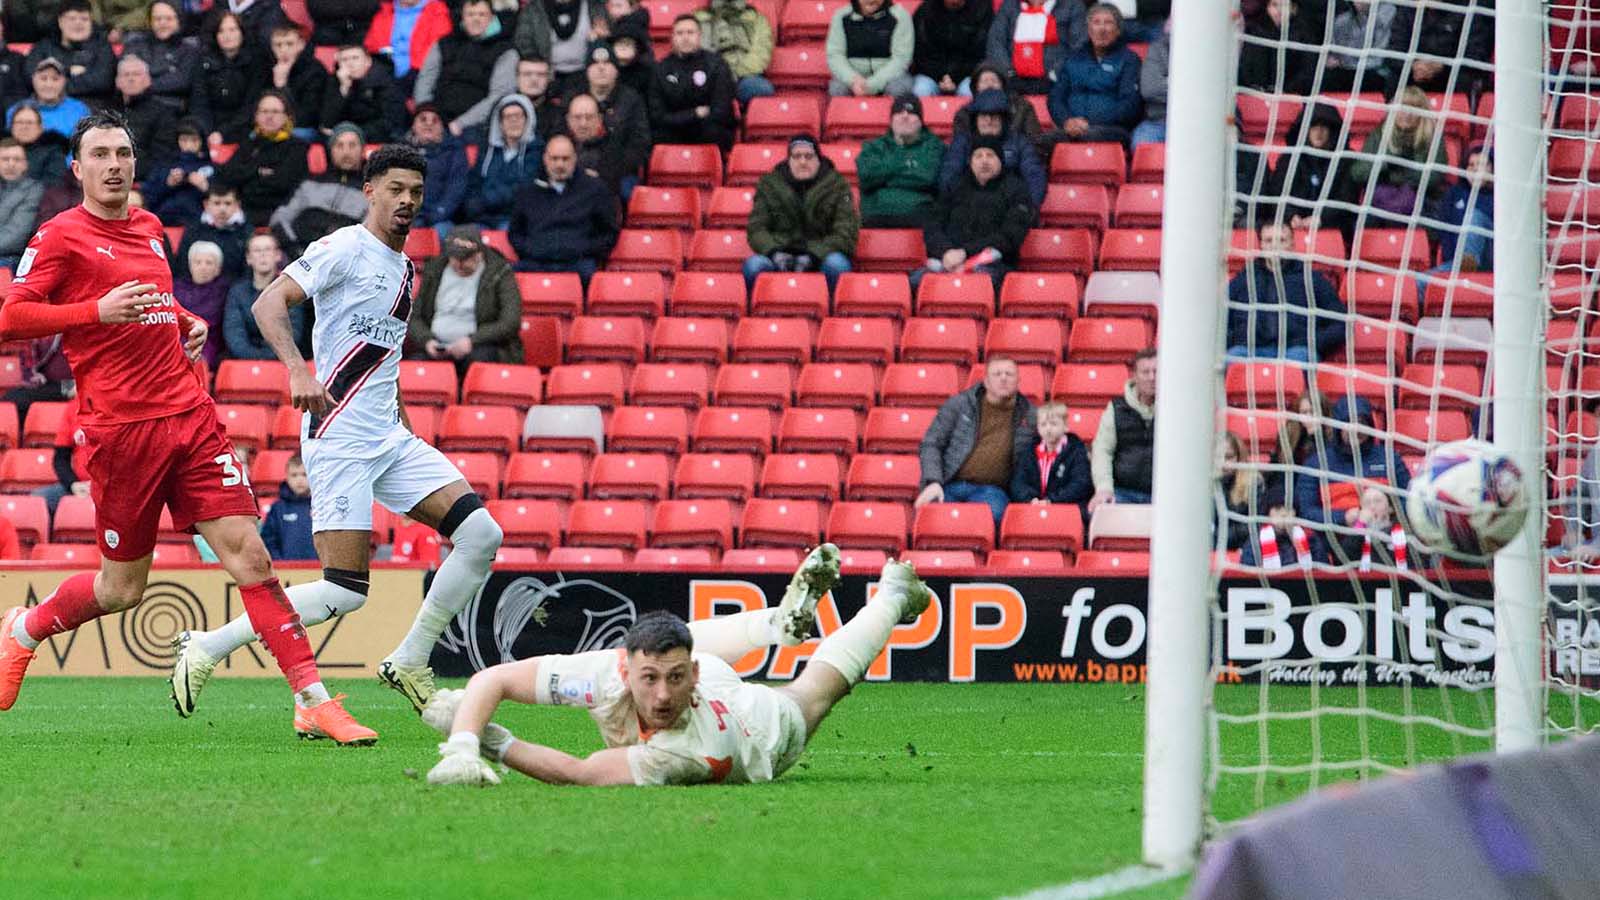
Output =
[{"x1": 1143, "y1": 0, "x2": 1600, "y2": 867}]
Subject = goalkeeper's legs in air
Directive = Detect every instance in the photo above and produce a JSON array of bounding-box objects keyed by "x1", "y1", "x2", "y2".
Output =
[{"x1": 686, "y1": 543, "x2": 842, "y2": 664}]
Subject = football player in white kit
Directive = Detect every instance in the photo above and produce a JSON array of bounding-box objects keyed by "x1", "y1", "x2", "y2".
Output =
[
  {"x1": 168, "y1": 145, "x2": 505, "y2": 726},
  {"x1": 423, "y1": 545, "x2": 933, "y2": 787}
]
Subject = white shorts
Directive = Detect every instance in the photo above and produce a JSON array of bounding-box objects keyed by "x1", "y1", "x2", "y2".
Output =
[{"x1": 302, "y1": 428, "x2": 464, "y2": 533}]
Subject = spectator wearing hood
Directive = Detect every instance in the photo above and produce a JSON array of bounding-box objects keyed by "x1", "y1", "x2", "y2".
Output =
[
  {"x1": 940, "y1": 88, "x2": 1045, "y2": 206},
  {"x1": 649, "y1": 15, "x2": 737, "y2": 151},
  {"x1": 1130, "y1": 22, "x2": 1168, "y2": 149},
  {"x1": 507, "y1": 134, "x2": 619, "y2": 283},
  {"x1": 25, "y1": 0, "x2": 115, "y2": 107},
  {"x1": 265, "y1": 22, "x2": 332, "y2": 139},
  {"x1": 407, "y1": 224, "x2": 524, "y2": 372},
  {"x1": 1225, "y1": 219, "x2": 1345, "y2": 364},
  {"x1": 609, "y1": 17, "x2": 655, "y2": 98},
  {"x1": 569, "y1": 41, "x2": 651, "y2": 185},
  {"x1": 1263, "y1": 101, "x2": 1354, "y2": 236},
  {"x1": 269, "y1": 122, "x2": 370, "y2": 255},
  {"x1": 985, "y1": 0, "x2": 1087, "y2": 96},
  {"x1": 260, "y1": 455, "x2": 316, "y2": 561},
  {"x1": 1047, "y1": 3, "x2": 1142, "y2": 146},
  {"x1": 953, "y1": 63, "x2": 1042, "y2": 143},
  {"x1": 825, "y1": 0, "x2": 913, "y2": 98},
  {"x1": 175, "y1": 240, "x2": 231, "y2": 369},
  {"x1": 214, "y1": 90, "x2": 311, "y2": 226},
  {"x1": 910, "y1": 0, "x2": 991, "y2": 97},
  {"x1": 414, "y1": 0, "x2": 519, "y2": 141},
  {"x1": 190, "y1": 12, "x2": 269, "y2": 144},
  {"x1": 408, "y1": 103, "x2": 470, "y2": 229},
  {"x1": 110, "y1": 55, "x2": 178, "y2": 182},
  {"x1": 695, "y1": 0, "x2": 773, "y2": 105},
  {"x1": 744, "y1": 134, "x2": 858, "y2": 290},
  {"x1": 225, "y1": 232, "x2": 310, "y2": 359},
  {"x1": 0, "y1": 139, "x2": 42, "y2": 268},
  {"x1": 143, "y1": 119, "x2": 213, "y2": 226},
  {"x1": 464, "y1": 95, "x2": 541, "y2": 227},
  {"x1": 120, "y1": 1, "x2": 199, "y2": 112},
  {"x1": 858, "y1": 95, "x2": 945, "y2": 228},
  {"x1": 179, "y1": 183, "x2": 251, "y2": 277},
  {"x1": 364, "y1": 0, "x2": 454, "y2": 89},
  {"x1": 321, "y1": 43, "x2": 409, "y2": 142},
  {"x1": 515, "y1": 0, "x2": 610, "y2": 98},
  {"x1": 7, "y1": 58, "x2": 90, "y2": 140},
  {"x1": 917, "y1": 133, "x2": 1035, "y2": 292},
  {"x1": 1296, "y1": 394, "x2": 1411, "y2": 564}
]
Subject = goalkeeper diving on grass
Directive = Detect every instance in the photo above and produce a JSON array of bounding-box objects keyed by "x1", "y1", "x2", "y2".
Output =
[{"x1": 423, "y1": 545, "x2": 931, "y2": 786}]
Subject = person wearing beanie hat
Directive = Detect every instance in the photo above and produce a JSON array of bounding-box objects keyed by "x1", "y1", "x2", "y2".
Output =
[
  {"x1": 565, "y1": 37, "x2": 651, "y2": 191},
  {"x1": 826, "y1": 0, "x2": 914, "y2": 98},
  {"x1": 414, "y1": 0, "x2": 519, "y2": 143},
  {"x1": 8, "y1": 56, "x2": 90, "y2": 141},
  {"x1": 938, "y1": 87, "x2": 1045, "y2": 205},
  {"x1": 1047, "y1": 3, "x2": 1142, "y2": 145},
  {"x1": 607, "y1": 17, "x2": 656, "y2": 98},
  {"x1": 916, "y1": 130, "x2": 1034, "y2": 294},
  {"x1": 857, "y1": 94, "x2": 945, "y2": 228},
  {"x1": 744, "y1": 133, "x2": 859, "y2": 290},
  {"x1": 268, "y1": 122, "x2": 370, "y2": 256},
  {"x1": 694, "y1": 0, "x2": 776, "y2": 105},
  {"x1": 910, "y1": 0, "x2": 991, "y2": 97},
  {"x1": 648, "y1": 14, "x2": 737, "y2": 151}
]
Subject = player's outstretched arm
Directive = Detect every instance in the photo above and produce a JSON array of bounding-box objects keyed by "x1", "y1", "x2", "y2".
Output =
[
  {"x1": 0, "y1": 280, "x2": 160, "y2": 340},
  {"x1": 499, "y1": 743, "x2": 635, "y2": 786},
  {"x1": 252, "y1": 274, "x2": 333, "y2": 414}
]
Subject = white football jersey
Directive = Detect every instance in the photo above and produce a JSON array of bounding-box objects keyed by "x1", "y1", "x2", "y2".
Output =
[
  {"x1": 284, "y1": 224, "x2": 415, "y2": 445},
  {"x1": 537, "y1": 649, "x2": 806, "y2": 786}
]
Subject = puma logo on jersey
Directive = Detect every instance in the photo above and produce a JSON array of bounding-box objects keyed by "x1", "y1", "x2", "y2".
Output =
[{"x1": 96, "y1": 246, "x2": 116, "y2": 259}]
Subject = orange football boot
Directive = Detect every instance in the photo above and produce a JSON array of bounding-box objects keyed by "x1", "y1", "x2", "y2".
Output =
[
  {"x1": 0, "y1": 607, "x2": 37, "y2": 711},
  {"x1": 293, "y1": 693, "x2": 378, "y2": 746}
]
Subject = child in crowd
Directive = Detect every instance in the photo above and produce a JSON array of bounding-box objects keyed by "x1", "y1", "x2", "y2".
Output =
[
  {"x1": 260, "y1": 455, "x2": 315, "y2": 561},
  {"x1": 1008, "y1": 401, "x2": 1093, "y2": 523}
]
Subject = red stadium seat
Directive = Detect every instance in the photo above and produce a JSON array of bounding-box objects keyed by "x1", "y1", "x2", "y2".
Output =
[
  {"x1": 1224, "y1": 362, "x2": 1308, "y2": 409},
  {"x1": 740, "y1": 498, "x2": 821, "y2": 548},
  {"x1": 1065, "y1": 316, "x2": 1153, "y2": 363},
  {"x1": 398, "y1": 360, "x2": 458, "y2": 405},
  {"x1": 686, "y1": 229, "x2": 753, "y2": 272},
  {"x1": 1129, "y1": 142, "x2": 1165, "y2": 182},
  {"x1": 732, "y1": 316, "x2": 814, "y2": 364},
  {"x1": 1000, "y1": 502, "x2": 1084, "y2": 554},
  {"x1": 151, "y1": 543, "x2": 202, "y2": 565},
  {"x1": 855, "y1": 229, "x2": 925, "y2": 272},
  {"x1": 900, "y1": 549, "x2": 979, "y2": 569},
  {"x1": 0, "y1": 403, "x2": 19, "y2": 450},
  {"x1": 521, "y1": 317, "x2": 563, "y2": 368},
  {"x1": 590, "y1": 452, "x2": 673, "y2": 500},
  {"x1": 825, "y1": 501, "x2": 908, "y2": 554},
  {"x1": 1549, "y1": 138, "x2": 1599, "y2": 181},
  {"x1": 544, "y1": 546, "x2": 627, "y2": 565},
  {"x1": 727, "y1": 143, "x2": 789, "y2": 185},
  {"x1": 915, "y1": 273, "x2": 995, "y2": 319},
  {"x1": 1392, "y1": 409, "x2": 1473, "y2": 446},
  {"x1": 674, "y1": 452, "x2": 758, "y2": 500},
  {"x1": 963, "y1": 362, "x2": 1045, "y2": 404},
  {"x1": 1344, "y1": 271, "x2": 1420, "y2": 323},
  {"x1": 484, "y1": 499, "x2": 561, "y2": 549},
  {"x1": 1051, "y1": 363, "x2": 1129, "y2": 406},
  {"x1": 515, "y1": 271, "x2": 584, "y2": 317},
  {"x1": 1225, "y1": 409, "x2": 1285, "y2": 457},
  {"x1": 1421, "y1": 272, "x2": 1494, "y2": 319},
  {"x1": 1074, "y1": 550, "x2": 1150, "y2": 572},
  {"x1": 1314, "y1": 363, "x2": 1395, "y2": 408},
  {"x1": 626, "y1": 186, "x2": 702, "y2": 230},
  {"x1": 912, "y1": 502, "x2": 994, "y2": 552},
  {"x1": 777, "y1": 407, "x2": 859, "y2": 454},
  {"x1": 251, "y1": 449, "x2": 292, "y2": 497},
  {"x1": 565, "y1": 315, "x2": 647, "y2": 364},
  {"x1": 492, "y1": 546, "x2": 545, "y2": 565},
  {"x1": 628, "y1": 362, "x2": 711, "y2": 408},
  {"x1": 879, "y1": 362, "x2": 960, "y2": 407},
  {"x1": 845, "y1": 453, "x2": 919, "y2": 502},
  {"x1": 652, "y1": 499, "x2": 734, "y2": 549},
  {"x1": 271, "y1": 405, "x2": 303, "y2": 449},
  {"x1": 705, "y1": 186, "x2": 756, "y2": 228},
  {"x1": 1097, "y1": 229, "x2": 1162, "y2": 272},
  {"x1": 900, "y1": 317, "x2": 979, "y2": 365},
  {"x1": 461, "y1": 363, "x2": 542, "y2": 409},
  {"x1": 691, "y1": 407, "x2": 774, "y2": 454},
  {"x1": 743, "y1": 95, "x2": 822, "y2": 141},
  {"x1": 405, "y1": 405, "x2": 440, "y2": 443},
  {"x1": 0, "y1": 357, "x2": 21, "y2": 390},
  {"x1": 647, "y1": 144, "x2": 722, "y2": 188},
  {"x1": 503, "y1": 451, "x2": 588, "y2": 501},
  {"x1": 1236, "y1": 94, "x2": 1302, "y2": 143},
  {"x1": 712, "y1": 364, "x2": 794, "y2": 408},
  {"x1": 49, "y1": 494, "x2": 97, "y2": 542},
  {"x1": 1018, "y1": 229, "x2": 1097, "y2": 274},
  {"x1": 480, "y1": 230, "x2": 518, "y2": 262},
  {"x1": 1113, "y1": 183, "x2": 1163, "y2": 228},
  {"x1": 609, "y1": 229, "x2": 683, "y2": 274},
  {"x1": 862, "y1": 406, "x2": 937, "y2": 453},
  {"x1": 777, "y1": 0, "x2": 844, "y2": 42},
  {"x1": 404, "y1": 228, "x2": 440, "y2": 263},
  {"x1": 999, "y1": 272, "x2": 1082, "y2": 319},
  {"x1": 443, "y1": 452, "x2": 503, "y2": 498},
  {"x1": 565, "y1": 499, "x2": 650, "y2": 550},
  {"x1": 796, "y1": 362, "x2": 876, "y2": 410},
  {"x1": 1049, "y1": 142, "x2": 1126, "y2": 187},
  {"x1": 1040, "y1": 183, "x2": 1111, "y2": 230},
  {"x1": 1088, "y1": 504, "x2": 1154, "y2": 551},
  {"x1": 759, "y1": 453, "x2": 840, "y2": 501},
  {"x1": 721, "y1": 547, "x2": 804, "y2": 568},
  {"x1": 1064, "y1": 405, "x2": 1103, "y2": 444},
  {"x1": 988, "y1": 550, "x2": 1068, "y2": 571},
  {"x1": 816, "y1": 316, "x2": 896, "y2": 364},
  {"x1": 666, "y1": 271, "x2": 743, "y2": 319},
  {"x1": 644, "y1": 0, "x2": 704, "y2": 38},
  {"x1": 438, "y1": 405, "x2": 522, "y2": 454},
  {"x1": 214, "y1": 360, "x2": 289, "y2": 405},
  {"x1": 30, "y1": 543, "x2": 97, "y2": 564},
  {"x1": 1346, "y1": 319, "x2": 1411, "y2": 368},
  {"x1": 1397, "y1": 363, "x2": 1485, "y2": 411},
  {"x1": 750, "y1": 272, "x2": 830, "y2": 318},
  {"x1": 543, "y1": 363, "x2": 628, "y2": 408},
  {"x1": 0, "y1": 493, "x2": 46, "y2": 545},
  {"x1": 214, "y1": 404, "x2": 270, "y2": 452},
  {"x1": 586, "y1": 271, "x2": 666, "y2": 318},
  {"x1": 821, "y1": 142, "x2": 859, "y2": 183},
  {"x1": 767, "y1": 43, "x2": 830, "y2": 92},
  {"x1": 634, "y1": 547, "x2": 716, "y2": 566},
  {"x1": 1356, "y1": 228, "x2": 1431, "y2": 272},
  {"x1": 607, "y1": 406, "x2": 689, "y2": 454},
  {"x1": 21, "y1": 402, "x2": 67, "y2": 448},
  {"x1": 837, "y1": 547, "x2": 889, "y2": 569},
  {"x1": 920, "y1": 94, "x2": 967, "y2": 139},
  {"x1": 824, "y1": 96, "x2": 894, "y2": 140},
  {"x1": 650, "y1": 316, "x2": 729, "y2": 363},
  {"x1": 832, "y1": 271, "x2": 912, "y2": 317},
  {"x1": 984, "y1": 318, "x2": 1065, "y2": 366}
]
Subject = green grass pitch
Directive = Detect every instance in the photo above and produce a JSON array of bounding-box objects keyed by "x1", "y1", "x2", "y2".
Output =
[{"x1": 5, "y1": 678, "x2": 1553, "y2": 899}]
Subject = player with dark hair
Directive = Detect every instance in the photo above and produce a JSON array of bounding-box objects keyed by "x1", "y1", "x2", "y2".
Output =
[
  {"x1": 424, "y1": 548, "x2": 935, "y2": 787},
  {"x1": 0, "y1": 110, "x2": 378, "y2": 745},
  {"x1": 171, "y1": 142, "x2": 507, "y2": 721}
]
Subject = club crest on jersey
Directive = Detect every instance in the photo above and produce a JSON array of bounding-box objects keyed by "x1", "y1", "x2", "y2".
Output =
[{"x1": 149, "y1": 239, "x2": 165, "y2": 260}]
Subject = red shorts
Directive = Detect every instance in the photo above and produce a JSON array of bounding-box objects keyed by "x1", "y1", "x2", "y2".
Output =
[{"x1": 81, "y1": 402, "x2": 260, "y2": 561}]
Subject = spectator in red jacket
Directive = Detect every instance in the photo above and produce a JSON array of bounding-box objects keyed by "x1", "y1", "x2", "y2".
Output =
[{"x1": 365, "y1": 0, "x2": 454, "y2": 91}]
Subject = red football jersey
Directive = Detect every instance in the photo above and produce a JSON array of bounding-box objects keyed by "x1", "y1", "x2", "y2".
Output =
[{"x1": 7, "y1": 206, "x2": 209, "y2": 425}]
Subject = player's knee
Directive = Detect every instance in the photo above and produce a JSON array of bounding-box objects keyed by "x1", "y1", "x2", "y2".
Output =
[
  {"x1": 447, "y1": 503, "x2": 502, "y2": 563},
  {"x1": 97, "y1": 586, "x2": 144, "y2": 612},
  {"x1": 323, "y1": 568, "x2": 370, "y2": 616}
]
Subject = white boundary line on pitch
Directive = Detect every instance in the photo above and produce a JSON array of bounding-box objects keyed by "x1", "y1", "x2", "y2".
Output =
[{"x1": 1001, "y1": 865, "x2": 1189, "y2": 900}]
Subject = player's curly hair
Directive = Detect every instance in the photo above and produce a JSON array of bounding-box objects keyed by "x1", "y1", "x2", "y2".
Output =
[
  {"x1": 364, "y1": 143, "x2": 428, "y2": 185},
  {"x1": 624, "y1": 612, "x2": 694, "y2": 657},
  {"x1": 70, "y1": 108, "x2": 138, "y2": 160}
]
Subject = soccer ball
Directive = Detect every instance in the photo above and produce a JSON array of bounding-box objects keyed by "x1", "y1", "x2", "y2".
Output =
[{"x1": 1405, "y1": 440, "x2": 1529, "y2": 558}]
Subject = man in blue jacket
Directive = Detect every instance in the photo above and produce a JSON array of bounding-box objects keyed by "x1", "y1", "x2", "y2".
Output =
[
  {"x1": 506, "y1": 134, "x2": 620, "y2": 285},
  {"x1": 261, "y1": 455, "x2": 316, "y2": 561},
  {"x1": 1295, "y1": 395, "x2": 1412, "y2": 565},
  {"x1": 1047, "y1": 3, "x2": 1141, "y2": 145},
  {"x1": 938, "y1": 88, "x2": 1045, "y2": 206},
  {"x1": 1226, "y1": 219, "x2": 1346, "y2": 364}
]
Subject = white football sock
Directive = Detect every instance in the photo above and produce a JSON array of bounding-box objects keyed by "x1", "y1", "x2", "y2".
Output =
[
  {"x1": 687, "y1": 610, "x2": 784, "y2": 663},
  {"x1": 192, "y1": 579, "x2": 368, "y2": 660},
  {"x1": 389, "y1": 509, "x2": 502, "y2": 668},
  {"x1": 12, "y1": 612, "x2": 38, "y2": 650},
  {"x1": 295, "y1": 681, "x2": 332, "y2": 708},
  {"x1": 809, "y1": 591, "x2": 904, "y2": 686}
]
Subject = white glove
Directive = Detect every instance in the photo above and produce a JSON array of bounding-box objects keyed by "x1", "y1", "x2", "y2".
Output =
[
  {"x1": 428, "y1": 733, "x2": 502, "y2": 786},
  {"x1": 422, "y1": 689, "x2": 516, "y2": 761}
]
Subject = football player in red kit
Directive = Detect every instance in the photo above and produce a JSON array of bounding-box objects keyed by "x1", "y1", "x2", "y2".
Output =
[{"x1": 0, "y1": 110, "x2": 378, "y2": 745}]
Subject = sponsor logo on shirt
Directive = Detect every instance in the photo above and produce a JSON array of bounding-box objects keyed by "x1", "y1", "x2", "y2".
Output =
[
  {"x1": 347, "y1": 312, "x2": 406, "y2": 346},
  {"x1": 14, "y1": 247, "x2": 36, "y2": 277}
]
